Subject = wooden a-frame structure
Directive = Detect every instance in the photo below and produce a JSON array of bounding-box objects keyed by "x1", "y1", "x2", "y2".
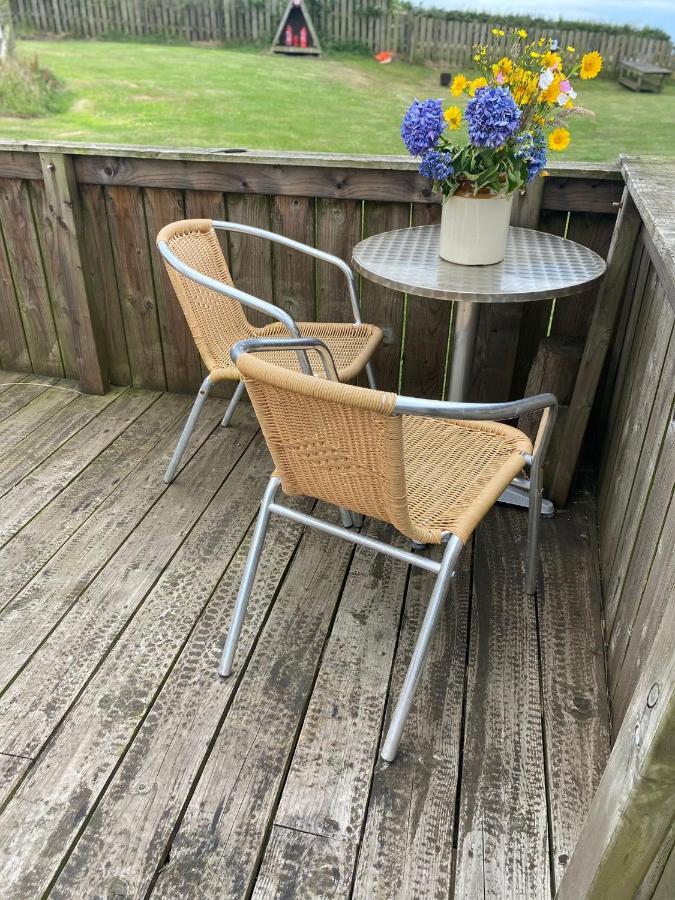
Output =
[{"x1": 271, "y1": 0, "x2": 321, "y2": 56}]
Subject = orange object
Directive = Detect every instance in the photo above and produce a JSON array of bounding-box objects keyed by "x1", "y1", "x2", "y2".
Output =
[{"x1": 375, "y1": 51, "x2": 394, "y2": 64}]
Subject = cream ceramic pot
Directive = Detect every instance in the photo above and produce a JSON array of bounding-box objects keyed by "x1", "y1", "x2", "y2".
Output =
[{"x1": 440, "y1": 191, "x2": 514, "y2": 265}]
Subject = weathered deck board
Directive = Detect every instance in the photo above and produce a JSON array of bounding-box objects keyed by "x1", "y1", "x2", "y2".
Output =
[
  {"x1": 0, "y1": 380, "x2": 611, "y2": 899},
  {"x1": 455, "y1": 510, "x2": 551, "y2": 900}
]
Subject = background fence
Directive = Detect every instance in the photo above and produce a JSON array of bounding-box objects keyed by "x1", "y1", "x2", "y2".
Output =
[{"x1": 10, "y1": 0, "x2": 674, "y2": 69}]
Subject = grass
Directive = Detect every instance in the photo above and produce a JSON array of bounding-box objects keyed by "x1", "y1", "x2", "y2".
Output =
[
  {"x1": 1, "y1": 39, "x2": 674, "y2": 162},
  {"x1": 0, "y1": 54, "x2": 67, "y2": 118}
]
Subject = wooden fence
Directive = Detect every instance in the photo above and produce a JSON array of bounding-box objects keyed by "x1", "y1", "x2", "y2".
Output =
[
  {"x1": 10, "y1": 0, "x2": 674, "y2": 69},
  {"x1": 558, "y1": 157, "x2": 675, "y2": 900}
]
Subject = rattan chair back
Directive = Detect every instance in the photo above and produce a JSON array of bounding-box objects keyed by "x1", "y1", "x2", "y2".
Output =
[
  {"x1": 236, "y1": 350, "x2": 421, "y2": 532},
  {"x1": 157, "y1": 219, "x2": 255, "y2": 371}
]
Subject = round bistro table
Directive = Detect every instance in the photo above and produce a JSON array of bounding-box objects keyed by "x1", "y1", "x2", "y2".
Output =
[
  {"x1": 352, "y1": 224, "x2": 606, "y2": 402},
  {"x1": 352, "y1": 224, "x2": 607, "y2": 515}
]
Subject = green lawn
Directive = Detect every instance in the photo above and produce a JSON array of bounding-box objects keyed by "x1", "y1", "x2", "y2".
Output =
[{"x1": 2, "y1": 39, "x2": 674, "y2": 161}]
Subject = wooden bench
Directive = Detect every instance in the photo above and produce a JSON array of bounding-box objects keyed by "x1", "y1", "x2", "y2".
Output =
[{"x1": 617, "y1": 59, "x2": 672, "y2": 93}]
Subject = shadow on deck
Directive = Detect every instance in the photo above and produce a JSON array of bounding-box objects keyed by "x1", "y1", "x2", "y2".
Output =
[{"x1": 0, "y1": 375, "x2": 610, "y2": 899}]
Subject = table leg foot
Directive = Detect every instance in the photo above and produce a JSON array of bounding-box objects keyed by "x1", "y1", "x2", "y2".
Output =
[{"x1": 498, "y1": 483, "x2": 555, "y2": 517}]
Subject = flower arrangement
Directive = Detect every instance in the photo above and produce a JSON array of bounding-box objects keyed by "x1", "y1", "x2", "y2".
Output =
[{"x1": 401, "y1": 29, "x2": 602, "y2": 198}]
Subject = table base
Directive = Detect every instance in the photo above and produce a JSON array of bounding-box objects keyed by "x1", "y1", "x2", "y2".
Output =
[{"x1": 498, "y1": 482, "x2": 555, "y2": 517}]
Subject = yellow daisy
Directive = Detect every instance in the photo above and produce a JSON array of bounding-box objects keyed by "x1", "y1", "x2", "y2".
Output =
[
  {"x1": 444, "y1": 105, "x2": 462, "y2": 129},
  {"x1": 517, "y1": 28, "x2": 528, "y2": 38},
  {"x1": 497, "y1": 57, "x2": 513, "y2": 75},
  {"x1": 530, "y1": 51, "x2": 540, "y2": 58},
  {"x1": 543, "y1": 75, "x2": 561, "y2": 104},
  {"x1": 541, "y1": 51, "x2": 562, "y2": 70},
  {"x1": 450, "y1": 73, "x2": 469, "y2": 96},
  {"x1": 548, "y1": 128, "x2": 571, "y2": 151},
  {"x1": 468, "y1": 76, "x2": 488, "y2": 96},
  {"x1": 567, "y1": 46, "x2": 575, "y2": 53},
  {"x1": 580, "y1": 51, "x2": 602, "y2": 79}
]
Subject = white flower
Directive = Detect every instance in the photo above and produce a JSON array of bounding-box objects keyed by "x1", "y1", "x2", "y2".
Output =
[
  {"x1": 568, "y1": 87, "x2": 577, "y2": 100},
  {"x1": 539, "y1": 68, "x2": 555, "y2": 90}
]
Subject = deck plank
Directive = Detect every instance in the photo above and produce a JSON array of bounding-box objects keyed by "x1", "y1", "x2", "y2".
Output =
[
  {"x1": 0, "y1": 387, "x2": 126, "y2": 498},
  {"x1": 538, "y1": 493, "x2": 611, "y2": 891},
  {"x1": 0, "y1": 391, "x2": 194, "y2": 613},
  {"x1": 0, "y1": 411, "x2": 257, "y2": 782},
  {"x1": 0, "y1": 380, "x2": 78, "y2": 454},
  {"x1": 150, "y1": 506, "x2": 354, "y2": 900},
  {"x1": 0, "y1": 375, "x2": 58, "y2": 423},
  {"x1": 252, "y1": 521, "x2": 410, "y2": 899},
  {"x1": 49, "y1": 494, "x2": 313, "y2": 900},
  {"x1": 0, "y1": 387, "x2": 149, "y2": 538},
  {"x1": 0, "y1": 435, "x2": 270, "y2": 899},
  {"x1": 454, "y1": 509, "x2": 552, "y2": 900},
  {"x1": 351, "y1": 547, "x2": 471, "y2": 900}
]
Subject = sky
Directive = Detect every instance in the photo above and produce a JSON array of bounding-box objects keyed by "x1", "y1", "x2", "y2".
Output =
[{"x1": 416, "y1": 1, "x2": 675, "y2": 39}]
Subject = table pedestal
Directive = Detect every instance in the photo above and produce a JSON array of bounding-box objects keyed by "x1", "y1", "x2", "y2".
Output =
[
  {"x1": 447, "y1": 301, "x2": 479, "y2": 402},
  {"x1": 448, "y1": 301, "x2": 555, "y2": 517}
]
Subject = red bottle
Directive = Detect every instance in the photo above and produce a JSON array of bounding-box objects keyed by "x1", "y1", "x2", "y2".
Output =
[
  {"x1": 285, "y1": 25, "x2": 293, "y2": 46},
  {"x1": 293, "y1": 34, "x2": 299, "y2": 47},
  {"x1": 300, "y1": 26, "x2": 308, "y2": 48}
]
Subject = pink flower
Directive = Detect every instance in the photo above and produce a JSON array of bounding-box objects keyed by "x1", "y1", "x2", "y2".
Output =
[
  {"x1": 559, "y1": 79, "x2": 572, "y2": 92},
  {"x1": 496, "y1": 71, "x2": 505, "y2": 84}
]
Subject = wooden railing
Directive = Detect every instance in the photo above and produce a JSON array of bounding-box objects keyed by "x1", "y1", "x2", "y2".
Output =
[
  {"x1": 558, "y1": 157, "x2": 675, "y2": 900},
  {"x1": 10, "y1": 0, "x2": 673, "y2": 69}
]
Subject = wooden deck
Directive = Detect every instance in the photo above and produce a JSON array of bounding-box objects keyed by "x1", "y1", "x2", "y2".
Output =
[{"x1": 0, "y1": 375, "x2": 611, "y2": 899}]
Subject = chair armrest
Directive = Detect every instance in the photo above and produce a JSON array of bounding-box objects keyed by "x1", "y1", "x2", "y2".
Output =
[
  {"x1": 393, "y1": 393, "x2": 558, "y2": 469},
  {"x1": 157, "y1": 240, "x2": 312, "y2": 375},
  {"x1": 231, "y1": 337, "x2": 340, "y2": 381},
  {"x1": 212, "y1": 220, "x2": 364, "y2": 324},
  {"x1": 392, "y1": 393, "x2": 557, "y2": 423}
]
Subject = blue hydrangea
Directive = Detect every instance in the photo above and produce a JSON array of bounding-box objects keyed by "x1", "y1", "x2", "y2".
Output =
[
  {"x1": 464, "y1": 86, "x2": 521, "y2": 149},
  {"x1": 419, "y1": 149, "x2": 454, "y2": 182},
  {"x1": 515, "y1": 129, "x2": 547, "y2": 182},
  {"x1": 401, "y1": 98, "x2": 446, "y2": 157}
]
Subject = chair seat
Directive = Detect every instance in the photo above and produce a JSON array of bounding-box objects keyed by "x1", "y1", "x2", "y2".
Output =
[
  {"x1": 402, "y1": 415, "x2": 533, "y2": 543},
  {"x1": 208, "y1": 322, "x2": 382, "y2": 383}
]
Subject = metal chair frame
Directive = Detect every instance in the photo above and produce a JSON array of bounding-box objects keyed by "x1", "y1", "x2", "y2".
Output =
[
  {"x1": 157, "y1": 221, "x2": 377, "y2": 484},
  {"x1": 219, "y1": 337, "x2": 557, "y2": 763}
]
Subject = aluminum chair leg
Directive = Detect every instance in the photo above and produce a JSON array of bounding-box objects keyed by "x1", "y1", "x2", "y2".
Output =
[
  {"x1": 164, "y1": 376, "x2": 213, "y2": 485},
  {"x1": 221, "y1": 380, "x2": 245, "y2": 428},
  {"x1": 525, "y1": 460, "x2": 543, "y2": 595},
  {"x1": 381, "y1": 535, "x2": 464, "y2": 763},
  {"x1": 219, "y1": 475, "x2": 281, "y2": 677},
  {"x1": 365, "y1": 361, "x2": 377, "y2": 390}
]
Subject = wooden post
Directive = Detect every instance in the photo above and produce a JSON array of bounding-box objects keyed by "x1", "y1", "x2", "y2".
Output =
[
  {"x1": 557, "y1": 592, "x2": 675, "y2": 899},
  {"x1": 39, "y1": 153, "x2": 108, "y2": 394},
  {"x1": 549, "y1": 187, "x2": 642, "y2": 506}
]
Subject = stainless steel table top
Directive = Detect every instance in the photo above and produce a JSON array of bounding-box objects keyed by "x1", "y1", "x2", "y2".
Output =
[{"x1": 352, "y1": 224, "x2": 606, "y2": 303}]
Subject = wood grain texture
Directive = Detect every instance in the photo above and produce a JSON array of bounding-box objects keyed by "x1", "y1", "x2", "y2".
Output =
[
  {"x1": 455, "y1": 510, "x2": 551, "y2": 900},
  {"x1": 0, "y1": 392, "x2": 191, "y2": 615},
  {"x1": 0, "y1": 434, "x2": 266, "y2": 899},
  {"x1": 352, "y1": 547, "x2": 471, "y2": 900},
  {"x1": 359, "y1": 202, "x2": 409, "y2": 391},
  {"x1": 402, "y1": 203, "x2": 450, "y2": 399},
  {"x1": 550, "y1": 189, "x2": 643, "y2": 507},
  {"x1": 49, "y1": 493, "x2": 312, "y2": 900},
  {"x1": 0, "y1": 177, "x2": 63, "y2": 376},
  {"x1": 0, "y1": 216, "x2": 31, "y2": 372},
  {"x1": 270, "y1": 194, "x2": 317, "y2": 323},
  {"x1": 144, "y1": 187, "x2": 202, "y2": 393},
  {"x1": 557, "y1": 590, "x2": 675, "y2": 900},
  {"x1": 537, "y1": 494, "x2": 611, "y2": 890},
  {"x1": 253, "y1": 521, "x2": 409, "y2": 898},
  {"x1": 0, "y1": 386, "x2": 124, "y2": 498},
  {"x1": 315, "y1": 198, "x2": 361, "y2": 324},
  {"x1": 104, "y1": 185, "x2": 166, "y2": 389},
  {"x1": 224, "y1": 191, "x2": 273, "y2": 329},
  {"x1": 0, "y1": 379, "x2": 77, "y2": 457},
  {"x1": 151, "y1": 506, "x2": 354, "y2": 900},
  {"x1": 79, "y1": 183, "x2": 132, "y2": 385},
  {"x1": 38, "y1": 154, "x2": 108, "y2": 392}
]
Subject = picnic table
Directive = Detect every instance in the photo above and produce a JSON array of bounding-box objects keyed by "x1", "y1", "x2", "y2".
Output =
[{"x1": 617, "y1": 59, "x2": 672, "y2": 93}]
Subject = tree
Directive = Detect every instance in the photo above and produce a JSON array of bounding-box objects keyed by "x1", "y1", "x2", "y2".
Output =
[{"x1": 0, "y1": 0, "x2": 15, "y2": 61}]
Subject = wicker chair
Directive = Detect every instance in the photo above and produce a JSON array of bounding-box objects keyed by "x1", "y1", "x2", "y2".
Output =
[
  {"x1": 156, "y1": 219, "x2": 383, "y2": 484},
  {"x1": 220, "y1": 336, "x2": 557, "y2": 763}
]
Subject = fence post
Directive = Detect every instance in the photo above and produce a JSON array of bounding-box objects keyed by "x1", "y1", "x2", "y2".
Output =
[{"x1": 39, "y1": 153, "x2": 108, "y2": 394}]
